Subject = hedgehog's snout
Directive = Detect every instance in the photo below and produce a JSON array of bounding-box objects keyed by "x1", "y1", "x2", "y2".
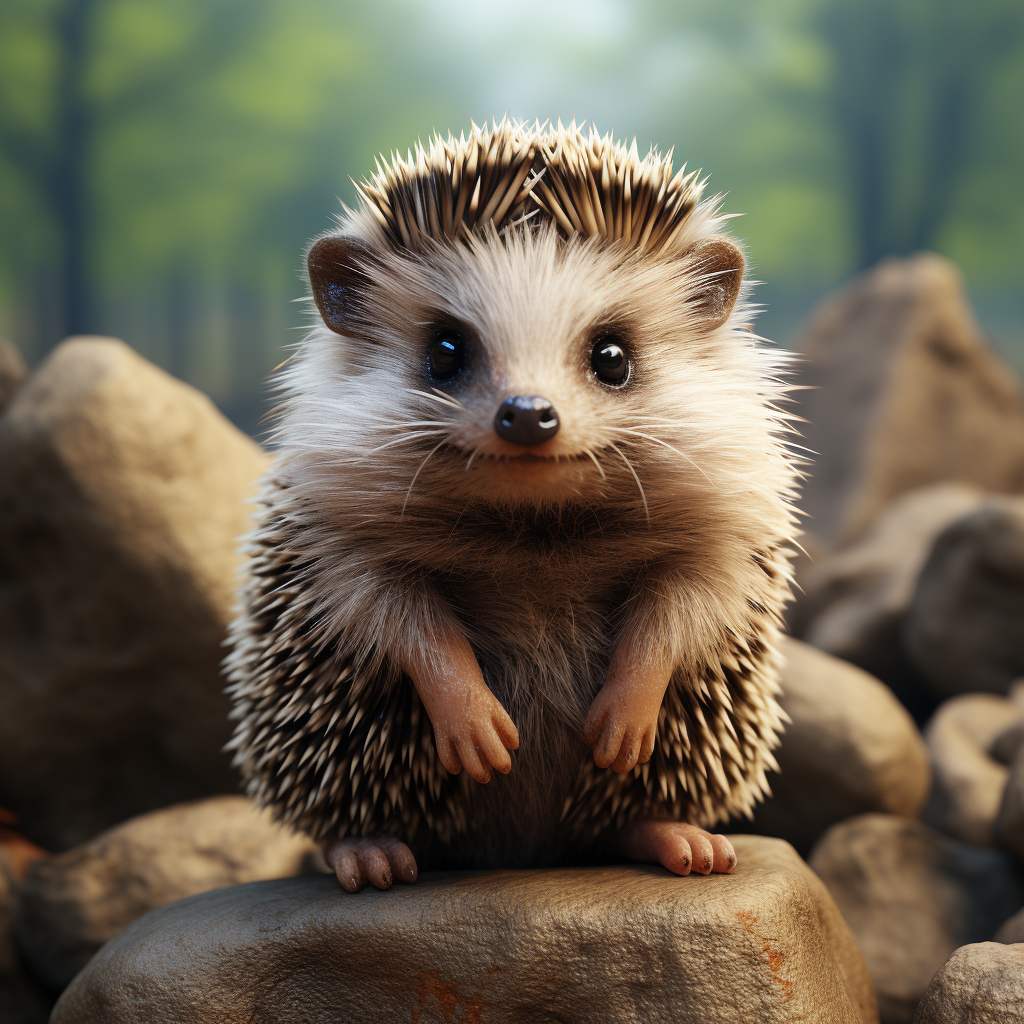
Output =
[{"x1": 493, "y1": 396, "x2": 560, "y2": 447}]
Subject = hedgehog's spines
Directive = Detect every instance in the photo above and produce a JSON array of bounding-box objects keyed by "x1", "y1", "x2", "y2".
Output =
[
  {"x1": 355, "y1": 118, "x2": 707, "y2": 255},
  {"x1": 225, "y1": 492, "x2": 790, "y2": 851}
]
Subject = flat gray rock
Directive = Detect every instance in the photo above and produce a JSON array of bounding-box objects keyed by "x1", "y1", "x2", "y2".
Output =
[
  {"x1": 51, "y1": 836, "x2": 878, "y2": 1024},
  {"x1": 913, "y1": 942, "x2": 1024, "y2": 1023}
]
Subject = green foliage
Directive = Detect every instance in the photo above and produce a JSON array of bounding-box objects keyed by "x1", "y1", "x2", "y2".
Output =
[
  {"x1": 819, "y1": 0, "x2": 1024, "y2": 268},
  {"x1": 0, "y1": 0, "x2": 1021, "y2": 422},
  {"x1": 634, "y1": 0, "x2": 1024, "y2": 277},
  {"x1": 1, "y1": 0, "x2": 364, "y2": 280}
]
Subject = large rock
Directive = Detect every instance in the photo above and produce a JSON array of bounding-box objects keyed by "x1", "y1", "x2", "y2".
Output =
[
  {"x1": 793, "y1": 253, "x2": 1024, "y2": 546},
  {"x1": 913, "y1": 942, "x2": 1024, "y2": 1023},
  {"x1": 0, "y1": 338, "x2": 267, "y2": 850},
  {"x1": 13, "y1": 796, "x2": 319, "y2": 990},
  {"x1": 751, "y1": 637, "x2": 929, "y2": 853},
  {"x1": 903, "y1": 498, "x2": 1024, "y2": 698},
  {"x1": 0, "y1": 339, "x2": 27, "y2": 411},
  {"x1": 810, "y1": 814, "x2": 1024, "y2": 1024},
  {"x1": 793, "y1": 483, "x2": 984, "y2": 720},
  {"x1": 51, "y1": 836, "x2": 878, "y2": 1024},
  {"x1": 922, "y1": 694, "x2": 1021, "y2": 847}
]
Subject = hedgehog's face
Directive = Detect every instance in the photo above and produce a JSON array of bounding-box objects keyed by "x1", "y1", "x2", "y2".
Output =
[{"x1": 296, "y1": 221, "x2": 753, "y2": 512}]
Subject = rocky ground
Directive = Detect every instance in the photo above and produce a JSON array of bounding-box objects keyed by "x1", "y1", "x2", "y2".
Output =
[{"x1": 2, "y1": 253, "x2": 1024, "y2": 1022}]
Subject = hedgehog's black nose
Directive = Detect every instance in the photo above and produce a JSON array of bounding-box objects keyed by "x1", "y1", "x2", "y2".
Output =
[{"x1": 494, "y1": 395, "x2": 560, "y2": 447}]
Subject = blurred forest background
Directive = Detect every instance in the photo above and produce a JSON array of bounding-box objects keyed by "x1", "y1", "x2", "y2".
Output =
[{"x1": 0, "y1": 0, "x2": 1022, "y2": 434}]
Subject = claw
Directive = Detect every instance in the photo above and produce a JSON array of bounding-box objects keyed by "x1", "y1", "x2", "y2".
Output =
[
  {"x1": 612, "y1": 819, "x2": 736, "y2": 876},
  {"x1": 326, "y1": 835, "x2": 419, "y2": 892}
]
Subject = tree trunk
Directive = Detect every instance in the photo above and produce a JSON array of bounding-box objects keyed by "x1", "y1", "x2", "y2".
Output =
[
  {"x1": 51, "y1": 0, "x2": 95, "y2": 340},
  {"x1": 844, "y1": 104, "x2": 890, "y2": 270},
  {"x1": 823, "y1": 2, "x2": 910, "y2": 270},
  {"x1": 907, "y1": 74, "x2": 971, "y2": 254}
]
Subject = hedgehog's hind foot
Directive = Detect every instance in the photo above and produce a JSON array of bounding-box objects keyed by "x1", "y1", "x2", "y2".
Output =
[
  {"x1": 326, "y1": 835, "x2": 418, "y2": 893},
  {"x1": 614, "y1": 819, "x2": 736, "y2": 877}
]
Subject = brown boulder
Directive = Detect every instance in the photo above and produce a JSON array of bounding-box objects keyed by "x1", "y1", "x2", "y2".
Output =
[
  {"x1": 793, "y1": 253, "x2": 1024, "y2": 546},
  {"x1": 13, "y1": 796, "x2": 319, "y2": 991},
  {"x1": 912, "y1": 942, "x2": 1024, "y2": 1023},
  {"x1": 903, "y1": 498, "x2": 1024, "y2": 697},
  {"x1": 0, "y1": 337, "x2": 267, "y2": 850},
  {"x1": 794, "y1": 483, "x2": 984, "y2": 719},
  {"x1": 51, "y1": 836, "x2": 878, "y2": 1024},
  {"x1": 752, "y1": 637, "x2": 929, "y2": 853},
  {"x1": 810, "y1": 814, "x2": 1024, "y2": 1024},
  {"x1": 0, "y1": 339, "x2": 27, "y2": 411},
  {"x1": 922, "y1": 695, "x2": 1021, "y2": 846}
]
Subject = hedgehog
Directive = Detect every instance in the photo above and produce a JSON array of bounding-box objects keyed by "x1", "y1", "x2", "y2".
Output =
[{"x1": 225, "y1": 119, "x2": 799, "y2": 893}]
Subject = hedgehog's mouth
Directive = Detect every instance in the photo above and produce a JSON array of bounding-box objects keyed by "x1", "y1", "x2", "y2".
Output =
[
  {"x1": 476, "y1": 452, "x2": 589, "y2": 464},
  {"x1": 432, "y1": 443, "x2": 604, "y2": 501},
  {"x1": 471, "y1": 450, "x2": 595, "y2": 491},
  {"x1": 434, "y1": 444, "x2": 596, "y2": 481}
]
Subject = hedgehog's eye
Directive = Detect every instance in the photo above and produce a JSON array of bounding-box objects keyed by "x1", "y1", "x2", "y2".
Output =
[
  {"x1": 427, "y1": 331, "x2": 465, "y2": 382},
  {"x1": 591, "y1": 336, "x2": 630, "y2": 387}
]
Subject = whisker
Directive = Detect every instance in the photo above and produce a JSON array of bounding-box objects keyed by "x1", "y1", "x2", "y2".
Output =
[
  {"x1": 402, "y1": 441, "x2": 446, "y2": 514},
  {"x1": 608, "y1": 442, "x2": 648, "y2": 521},
  {"x1": 432, "y1": 387, "x2": 465, "y2": 408},
  {"x1": 582, "y1": 447, "x2": 606, "y2": 480},
  {"x1": 633, "y1": 432, "x2": 716, "y2": 487},
  {"x1": 404, "y1": 388, "x2": 464, "y2": 411},
  {"x1": 366, "y1": 430, "x2": 447, "y2": 454},
  {"x1": 382, "y1": 420, "x2": 450, "y2": 430},
  {"x1": 465, "y1": 449, "x2": 480, "y2": 471},
  {"x1": 607, "y1": 427, "x2": 716, "y2": 488}
]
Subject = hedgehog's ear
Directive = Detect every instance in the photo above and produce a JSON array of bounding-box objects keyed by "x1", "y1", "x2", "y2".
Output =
[
  {"x1": 307, "y1": 235, "x2": 375, "y2": 335},
  {"x1": 680, "y1": 237, "x2": 745, "y2": 332}
]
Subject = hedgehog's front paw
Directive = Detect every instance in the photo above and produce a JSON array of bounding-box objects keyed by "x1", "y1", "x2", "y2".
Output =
[
  {"x1": 614, "y1": 818, "x2": 736, "y2": 876},
  {"x1": 325, "y1": 835, "x2": 418, "y2": 893},
  {"x1": 585, "y1": 643, "x2": 672, "y2": 773},
  {"x1": 430, "y1": 688, "x2": 519, "y2": 784},
  {"x1": 404, "y1": 628, "x2": 519, "y2": 784},
  {"x1": 583, "y1": 685, "x2": 659, "y2": 773}
]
